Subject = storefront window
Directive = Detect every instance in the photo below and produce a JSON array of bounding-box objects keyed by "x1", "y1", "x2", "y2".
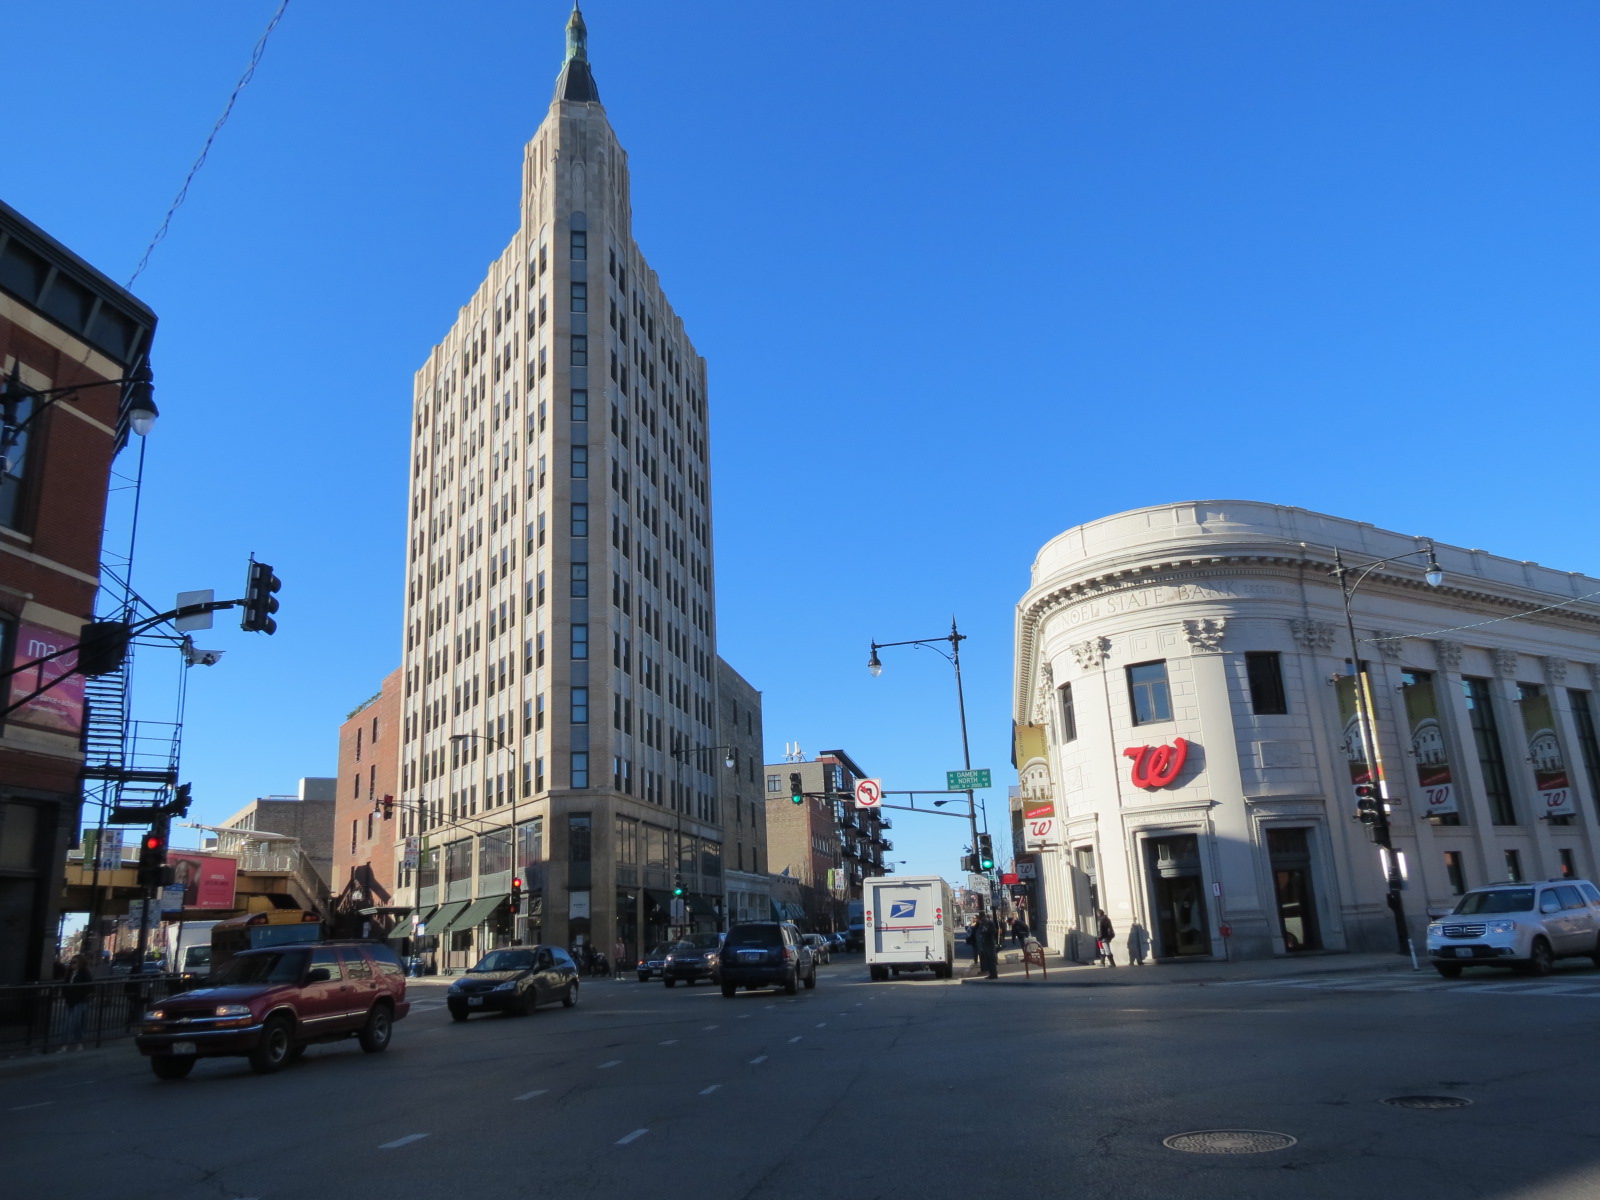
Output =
[{"x1": 1463, "y1": 678, "x2": 1516, "y2": 825}]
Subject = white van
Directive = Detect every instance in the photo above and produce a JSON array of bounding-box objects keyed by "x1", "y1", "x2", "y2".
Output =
[{"x1": 865, "y1": 875, "x2": 956, "y2": 981}]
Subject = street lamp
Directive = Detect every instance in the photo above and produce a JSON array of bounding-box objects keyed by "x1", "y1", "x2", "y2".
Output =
[
  {"x1": 449, "y1": 731, "x2": 521, "y2": 943},
  {"x1": 1327, "y1": 539, "x2": 1444, "y2": 958},
  {"x1": 0, "y1": 360, "x2": 158, "y2": 471},
  {"x1": 867, "y1": 618, "x2": 984, "y2": 908}
]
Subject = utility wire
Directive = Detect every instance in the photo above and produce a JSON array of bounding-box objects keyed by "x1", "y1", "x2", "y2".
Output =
[
  {"x1": 1363, "y1": 587, "x2": 1600, "y2": 643},
  {"x1": 126, "y1": 0, "x2": 291, "y2": 289}
]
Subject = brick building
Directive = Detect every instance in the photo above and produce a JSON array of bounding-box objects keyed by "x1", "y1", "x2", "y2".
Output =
[
  {"x1": 763, "y1": 750, "x2": 891, "y2": 929},
  {"x1": 331, "y1": 668, "x2": 402, "y2": 935},
  {"x1": 0, "y1": 200, "x2": 157, "y2": 983}
]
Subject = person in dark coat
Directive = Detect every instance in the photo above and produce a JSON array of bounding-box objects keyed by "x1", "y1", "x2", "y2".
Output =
[
  {"x1": 1012, "y1": 916, "x2": 1031, "y2": 947},
  {"x1": 976, "y1": 915, "x2": 1000, "y2": 979},
  {"x1": 1095, "y1": 909, "x2": 1117, "y2": 967},
  {"x1": 59, "y1": 954, "x2": 93, "y2": 1050}
]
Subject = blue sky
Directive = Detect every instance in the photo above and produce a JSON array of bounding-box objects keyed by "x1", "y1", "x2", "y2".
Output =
[{"x1": 11, "y1": 2, "x2": 1599, "y2": 879}]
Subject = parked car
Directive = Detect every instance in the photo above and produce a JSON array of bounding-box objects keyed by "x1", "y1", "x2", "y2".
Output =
[
  {"x1": 664, "y1": 933, "x2": 723, "y2": 986},
  {"x1": 1426, "y1": 880, "x2": 1600, "y2": 977},
  {"x1": 447, "y1": 945, "x2": 581, "y2": 1019},
  {"x1": 718, "y1": 921, "x2": 816, "y2": 996},
  {"x1": 137, "y1": 941, "x2": 410, "y2": 1079},
  {"x1": 827, "y1": 932, "x2": 848, "y2": 956},
  {"x1": 637, "y1": 942, "x2": 672, "y2": 982},
  {"x1": 801, "y1": 933, "x2": 831, "y2": 965}
]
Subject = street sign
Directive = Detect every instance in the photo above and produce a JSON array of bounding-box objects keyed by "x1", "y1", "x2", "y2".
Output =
[
  {"x1": 853, "y1": 778, "x2": 883, "y2": 808},
  {"x1": 1017, "y1": 861, "x2": 1037, "y2": 880},
  {"x1": 403, "y1": 837, "x2": 420, "y2": 870},
  {"x1": 946, "y1": 769, "x2": 991, "y2": 790},
  {"x1": 160, "y1": 884, "x2": 185, "y2": 913},
  {"x1": 174, "y1": 589, "x2": 215, "y2": 633},
  {"x1": 967, "y1": 873, "x2": 991, "y2": 895},
  {"x1": 95, "y1": 829, "x2": 124, "y2": 872},
  {"x1": 1024, "y1": 817, "x2": 1053, "y2": 847}
]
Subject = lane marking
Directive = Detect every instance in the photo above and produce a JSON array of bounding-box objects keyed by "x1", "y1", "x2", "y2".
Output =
[
  {"x1": 515, "y1": 1089, "x2": 547, "y2": 1101},
  {"x1": 8, "y1": 1101, "x2": 53, "y2": 1111},
  {"x1": 789, "y1": 1036, "x2": 802, "y2": 1043},
  {"x1": 703, "y1": 1024, "x2": 718, "y2": 1031},
  {"x1": 815, "y1": 1022, "x2": 827, "y2": 1028},
  {"x1": 659, "y1": 1039, "x2": 679, "y2": 1045},
  {"x1": 749, "y1": 1055, "x2": 767, "y2": 1065},
  {"x1": 598, "y1": 1060, "x2": 623, "y2": 1070},
  {"x1": 379, "y1": 1134, "x2": 429, "y2": 1150},
  {"x1": 617, "y1": 1128, "x2": 649, "y2": 1145},
  {"x1": 738, "y1": 1014, "x2": 750, "y2": 1020},
  {"x1": 700, "y1": 1084, "x2": 721, "y2": 1095}
]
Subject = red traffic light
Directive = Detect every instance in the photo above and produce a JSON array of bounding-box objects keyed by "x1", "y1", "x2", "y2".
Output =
[
  {"x1": 512, "y1": 877, "x2": 523, "y2": 890},
  {"x1": 143, "y1": 834, "x2": 163, "y2": 852}
]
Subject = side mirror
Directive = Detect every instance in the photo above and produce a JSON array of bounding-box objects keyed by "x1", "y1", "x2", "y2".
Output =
[{"x1": 306, "y1": 967, "x2": 332, "y2": 983}]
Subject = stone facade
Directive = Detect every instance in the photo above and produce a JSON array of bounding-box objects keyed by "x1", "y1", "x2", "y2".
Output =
[{"x1": 1013, "y1": 501, "x2": 1600, "y2": 963}]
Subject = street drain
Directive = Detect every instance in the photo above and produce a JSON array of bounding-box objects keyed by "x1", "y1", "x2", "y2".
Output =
[
  {"x1": 1383, "y1": 1095, "x2": 1473, "y2": 1110},
  {"x1": 1163, "y1": 1130, "x2": 1297, "y2": 1155}
]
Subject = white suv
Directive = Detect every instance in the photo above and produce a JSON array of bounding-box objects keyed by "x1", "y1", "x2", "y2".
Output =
[{"x1": 1426, "y1": 880, "x2": 1600, "y2": 978}]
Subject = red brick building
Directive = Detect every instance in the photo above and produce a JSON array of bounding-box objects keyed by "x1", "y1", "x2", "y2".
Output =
[
  {"x1": 0, "y1": 200, "x2": 157, "y2": 984},
  {"x1": 331, "y1": 667, "x2": 402, "y2": 937}
]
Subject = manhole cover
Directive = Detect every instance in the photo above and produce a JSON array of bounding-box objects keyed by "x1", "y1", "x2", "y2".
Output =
[
  {"x1": 1163, "y1": 1130, "x2": 1297, "y2": 1155},
  {"x1": 1383, "y1": 1095, "x2": 1473, "y2": 1110}
]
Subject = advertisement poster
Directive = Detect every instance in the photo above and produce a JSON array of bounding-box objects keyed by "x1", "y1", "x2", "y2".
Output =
[
  {"x1": 1519, "y1": 688, "x2": 1573, "y2": 817},
  {"x1": 1335, "y1": 672, "x2": 1392, "y2": 800},
  {"x1": 8, "y1": 622, "x2": 84, "y2": 735},
  {"x1": 168, "y1": 851, "x2": 238, "y2": 909},
  {"x1": 1401, "y1": 672, "x2": 1457, "y2": 816}
]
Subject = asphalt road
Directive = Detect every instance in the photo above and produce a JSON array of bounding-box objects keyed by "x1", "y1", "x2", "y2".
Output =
[{"x1": 4, "y1": 956, "x2": 1600, "y2": 1200}]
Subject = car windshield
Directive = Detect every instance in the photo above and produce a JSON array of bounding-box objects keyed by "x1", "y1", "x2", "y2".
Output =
[
  {"x1": 213, "y1": 950, "x2": 307, "y2": 985},
  {"x1": 673, "y1": 935, "x2": 721, "y2": 951},
  {"x1": 472, "y1": 950, "x2": 537, "y2": 972},
  {"x1": 647, "y1": 944, "x2": 672, "y2": 957},
  {"x1": 1453, "y1": 889, "x2": 1535, "y2": 915}
]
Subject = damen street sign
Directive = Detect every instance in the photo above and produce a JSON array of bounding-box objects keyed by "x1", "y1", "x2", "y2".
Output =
[{"x1": 946, "y1": 769, "x2": 991, "y2": 790}]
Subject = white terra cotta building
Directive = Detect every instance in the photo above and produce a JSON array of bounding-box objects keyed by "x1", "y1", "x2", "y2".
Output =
[{"x1": 1012, "y1": 501, "x2": 1600, "y2": 964}]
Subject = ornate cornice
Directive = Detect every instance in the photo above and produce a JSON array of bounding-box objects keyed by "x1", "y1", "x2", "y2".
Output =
[
  {"x1": 1183, "y1": 618, "x2": 1226, "y2": 653},
  {"x1": 1493, "y1": 648, "x2": 1519, "y2": 679},
  {"x1": 1069, "y1": 637, "x2": 1112, "y2": 670},
  {"x1": 1433, "y1": 639, "x2": 1463, "y2": 672},
  {"x1": 1290, "y1": 619, "x2": 1339, "y2": 653}
]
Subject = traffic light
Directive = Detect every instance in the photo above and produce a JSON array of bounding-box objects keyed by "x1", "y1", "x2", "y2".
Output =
[
  {"x1": 789, "y1": 772, "x2": 804, "y2": 805},
  {"x1": 961, "y1": 853, "x2": 977, "y2": 873},
  {"x1": 976, "y1": 833, "x2": 995, "y2": 872},
  {"x1": 137, "y1": 820, "x2": 172, "y2": 889},
  {"x1": 1354, "y1": 784, "x2": 1383, "y2": 840},
  {"x1": 380, "y1": 794, "x2": 395, "y2": 820},
  {"x1": 240, "y1": 558, "x2": 281, "y2": 634},
  {"x1": 672, "y1": 874, "x2": 685, "y2": 897},
  {"x1": 509, "y1": 876, "x2": 522, "y2": 916},
  {"x1": 77, "y1": 620, "x2": 130, "y2": 677},
  {"x1": 168, "y1": 783, "x2": 192, "y2": 818}
]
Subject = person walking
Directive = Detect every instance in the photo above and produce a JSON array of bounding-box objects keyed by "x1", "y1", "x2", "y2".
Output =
[
  {"x1": 965, "y1": 920, "x2": 978, "y2": 963},
  {"x1": 1013, "y1": 915, "x2": 1031, "y2": 947},
  {"x1": 59, "y1": 954, "x2": 93, "y2": 1051},
  {"x1": 1095, "y1": 909, "x2": 1117, "y2": 967},
  {"x1": 977, "y1": 915, "x2": 1000, "y2": 979}
]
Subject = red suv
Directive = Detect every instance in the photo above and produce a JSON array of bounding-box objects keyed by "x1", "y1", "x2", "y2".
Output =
[{"x1": 136, "y1": 941, "x2": 411, "y2": 1079}]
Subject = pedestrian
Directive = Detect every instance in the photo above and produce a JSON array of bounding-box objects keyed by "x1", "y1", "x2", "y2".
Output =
[
  {"x1": 1095, "y1": 908, "x2": 1117, "y2": 967},
  {"x1": 965, "y1": 920, "x2": 978, "y2": 963},
  {"x1": 1127, "y1": 922, "x2": 1149, "y2": 966},
  {"x1": 613, "y1": 937, "x2": 627, "y2": 982},
  {"x1": 1013, "y1": 915, "x2": 1030, "y2": 947},
  {"x1": 59, "y1": 953, "x2": 92, "y2": 1051},
  {"x1": 977, "y1": 915, "x2": 1000, "y2": 979}
]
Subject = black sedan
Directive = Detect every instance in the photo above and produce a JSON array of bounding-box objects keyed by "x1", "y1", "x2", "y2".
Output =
[
  {"x1": 447, "y1": 946, "x2": 580, "y2": 1020},
  {"x1": 663, "y1": 933, "x2": 724, "y2": 986}
]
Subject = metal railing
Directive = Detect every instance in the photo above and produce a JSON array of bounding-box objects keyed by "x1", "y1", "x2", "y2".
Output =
[{"x1": 0, "y1": 975, "x2": 195, "y2": 1056}]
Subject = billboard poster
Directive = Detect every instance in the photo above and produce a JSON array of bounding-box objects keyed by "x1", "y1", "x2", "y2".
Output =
[
  {"x1": 1401, "y1": 672, "x2": 1457, "y2": 816},
  {"x1": 168, "y1": 851, "x2": 238, "y2": 909},
  {"x1": 1335, "y1": 671, "x2": 1392, "y2": 801},
  {"x1": 1519, "y1": 687, "x2": 1573, "y2": 817},
  {"x1": 8, "y1": 622, "x2": 84, "y2": 735}
]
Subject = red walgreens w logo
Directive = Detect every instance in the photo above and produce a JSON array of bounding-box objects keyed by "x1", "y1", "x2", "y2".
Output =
[{"x1": 1123, "y1": 738, "x2": 1189, "y2": 788}]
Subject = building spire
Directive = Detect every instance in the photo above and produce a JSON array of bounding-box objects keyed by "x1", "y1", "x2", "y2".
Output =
[
  {"x1": 554, "y1": 2, "x2": 600, "y2": 103},
  {"x1": 565, "y1": 3, "x2": 588, "y2": 64}
]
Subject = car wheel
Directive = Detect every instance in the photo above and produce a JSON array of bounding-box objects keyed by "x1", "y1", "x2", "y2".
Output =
[
  {"x1": 1433, "y1": 963, "x2": 1463, "y2": 979},
  {"x1": 150, "y1": 1055, "x2": 195, "y2": 1081},
  {"x1": 664, "y1": 977, "x2": 676, "y2": 988},
  {"x1": 562, "y1": 981, "x2": 578, "y2": 1008},
  {"x1": 1528, "y1": 938, "x2": 1555, "y2": 976},
  {"x1": 358, "y1": 1003, "x2": 394, "y2": 1052},
  {"x1": 638, "y1": 973, "x2": 649, "y2": 983},
  {"x1": 449, "y1": 1005, "x2": 469, "y2": 1022},
  {"x1": 870, "y1": 965, "x2": 888, "y2": 982},
  {"x1": 803, "y1": 966, "x2": 817, "y2": 990},
  {"x1": 721, "y1": 982, "x2": 737, "y2": 998},
  {"x1": 783, "y1": 970, "x2": 798, "y2": 996},
  {"x1": 286, "y1": 1043, "x2": 307, "y2": 1061},
  {"x1": 248, "y1": 1016, "x2": 294, "y2": 1075}
]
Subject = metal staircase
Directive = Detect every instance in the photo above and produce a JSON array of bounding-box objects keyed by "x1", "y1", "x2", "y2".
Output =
[{"x1": 79, "y1": 641, "x2": 178, "y2": 815}]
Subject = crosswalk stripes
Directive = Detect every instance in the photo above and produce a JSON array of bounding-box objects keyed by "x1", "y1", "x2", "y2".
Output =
[{"x1": 1218, "y1": 973, "x2": 1600, "y2": 998}]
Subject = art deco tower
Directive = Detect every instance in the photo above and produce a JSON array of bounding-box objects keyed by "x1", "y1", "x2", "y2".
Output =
[{"x1": 397, "y1": 6, "x2": 752, "y2": 965}]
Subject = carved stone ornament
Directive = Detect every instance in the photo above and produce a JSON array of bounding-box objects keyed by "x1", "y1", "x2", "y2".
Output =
[
  {"x1": 1031, "y1": 661, "x2": 1055, "y2": 725},
  {"x1": 1182, "y1": 618, "x2": 1226, "y2": 653},
  {"x1": 1372, "y1": 631, "x2": 1405, "y2": 662},
  {"x1": 1290, "y1": 619, "x2": 1339, "y2": 653},
  {"x1": 1433, "y1": 639, "x2": 1463, "y2": 672},
  {"x1": 1542, "y1": 657, "x2": 1569, "y2": 687},
  {"x1": 1492, "y1": 647, "x2": 1519, "y2": 679},
  {"x1": 1069, "y1": 637, "x2": 1112, "y2": 670}
]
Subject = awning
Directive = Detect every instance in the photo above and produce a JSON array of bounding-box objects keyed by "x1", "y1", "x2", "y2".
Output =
[
  {"x1": 644, "y1": 889, "x2": 674, "y2": 911},
  {"x1": 685, "y1": 895, "x2": 716, "y2": 917},
  {"x1": 441, "y1": 894, "x2": 506, "y2": 934},
  {"x1": 388, "y1": 907, "x2": 435, "y2": 940},
  {"x1": 423, "y1": 900, "x2": 467, "y2": 937}
]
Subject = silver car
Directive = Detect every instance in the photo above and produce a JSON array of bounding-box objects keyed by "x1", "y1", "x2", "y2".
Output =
[
  {"x1": 801, "y1": 933, "x2": 830, "y2": 965},
  {"x1": 1426, "y1": 880, "x2": 1600, "y2": 977}
]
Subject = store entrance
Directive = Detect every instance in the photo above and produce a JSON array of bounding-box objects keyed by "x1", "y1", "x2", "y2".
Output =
[
  {"x1": 1267, "y1": 827, "x2": 1321, "y2": 952},
  {"x1": 1146, "y1": 835, "x2": 1210, "y2": 957}
]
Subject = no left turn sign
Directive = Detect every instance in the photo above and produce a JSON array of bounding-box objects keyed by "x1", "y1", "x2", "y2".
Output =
[{"x1": 854, "y1": 778, "x2": 883, "y2": 808}]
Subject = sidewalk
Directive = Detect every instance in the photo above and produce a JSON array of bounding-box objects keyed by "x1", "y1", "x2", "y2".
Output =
[{"x1": 958, "y1": 946, "x2": 1418, "y2": 988}]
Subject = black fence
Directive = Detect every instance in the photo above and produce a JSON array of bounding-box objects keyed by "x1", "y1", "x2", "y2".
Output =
[{"x1": 0, "y1": 975, "x2": 196, "y2": 1057}]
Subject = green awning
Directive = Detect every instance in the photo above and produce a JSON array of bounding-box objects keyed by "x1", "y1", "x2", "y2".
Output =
[
  {"x1": 644, "y1": 889, "x2": 674, "y2": 911},
  {"x1": 685, "y1": 894, "x2": 716, "y2": 917},
  {"x1": 388, "y1": 906, "x2": 436, "y2": 940},
  {"x1": 441, "y1": 894, "x2": 506, "y2": 934},
  {"x1": 423, "y1": 900, "x2": 467, "y2": 937}
]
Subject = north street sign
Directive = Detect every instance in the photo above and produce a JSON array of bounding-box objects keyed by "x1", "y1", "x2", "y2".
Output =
[{"x1": 946, "y1": 769, "x2": 992, "y2": 790}]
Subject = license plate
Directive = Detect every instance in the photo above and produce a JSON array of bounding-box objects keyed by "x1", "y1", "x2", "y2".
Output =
[
  {"x1": 468, "y1": 996, "x2": 483, "y2": 1007},
  {"x1": 171, "y1": 1041, "x2": 196, "y2": 1055},
  {"x1": 1454, "y1": 947, "x2": 1474, "y2": 958},
  {"x1": 739, "y1": 950, "x2": 762, "y2": 961}
]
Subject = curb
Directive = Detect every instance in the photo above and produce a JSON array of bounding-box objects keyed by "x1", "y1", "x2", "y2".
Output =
[{"x1": 955, "y1": 955, "x2": 1419, "y2": 988}]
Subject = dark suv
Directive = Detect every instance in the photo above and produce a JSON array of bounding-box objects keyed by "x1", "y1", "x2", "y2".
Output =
[
  {"x1": 136, "y1": 941, "x2": 410, "y2": 1079},
  {"x1": 718, "y1": 921, "x2": 816, "y2": 997}
]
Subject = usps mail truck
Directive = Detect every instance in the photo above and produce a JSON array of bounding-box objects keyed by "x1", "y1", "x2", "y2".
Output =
[{"x1": 864, "y1": 875, "x2": 956, "y2": 980}]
